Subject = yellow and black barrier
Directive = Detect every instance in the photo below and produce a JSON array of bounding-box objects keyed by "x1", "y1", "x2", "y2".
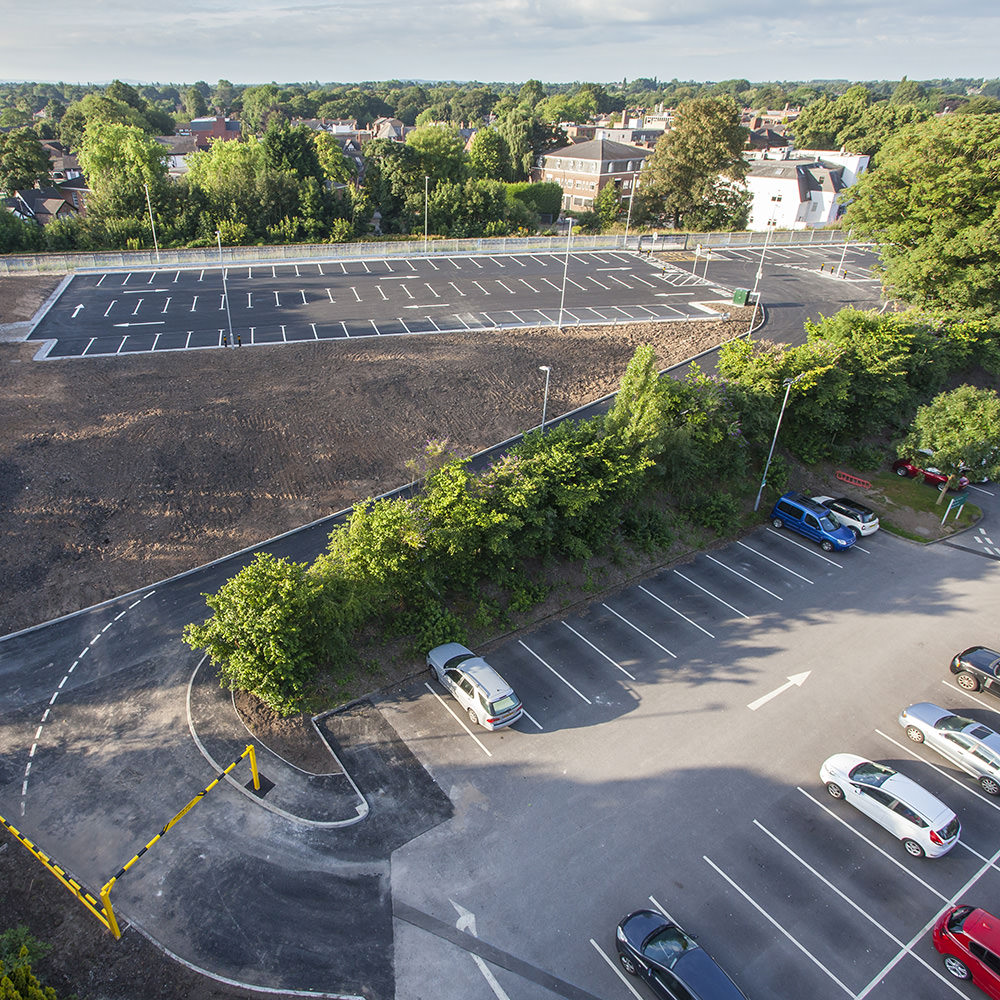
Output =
[
  {"x1": 0, "y1": 809, "x2": 114, "y2": 933},
  {"x1": 4, "y1": 744, "x2": 259, "y2": 940}
]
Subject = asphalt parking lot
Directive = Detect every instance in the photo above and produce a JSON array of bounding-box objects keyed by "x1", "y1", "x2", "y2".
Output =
[
  {"x1": 30, "y1": 250, "x2": 731, "y2": 359},
  {"x1": 382, "y1": 520, "x2": 1000, "y2": 1000}
]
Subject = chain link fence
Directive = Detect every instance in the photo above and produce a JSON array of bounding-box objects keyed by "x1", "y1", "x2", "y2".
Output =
[{"x1": 0, "y1": 227, "x2": 852, "y2": 276}]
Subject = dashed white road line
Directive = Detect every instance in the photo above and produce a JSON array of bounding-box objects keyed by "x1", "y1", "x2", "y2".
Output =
[{"x1": 20, "y1": 590, "x2": 156, "y2": 815}]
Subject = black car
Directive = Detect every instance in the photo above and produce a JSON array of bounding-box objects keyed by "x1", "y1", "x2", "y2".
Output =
[
  {"x1": 951, "y1": 647, "x2": 1000, "y2": 694},
  {"x1": 616, "y1": 910, "x2": 749, "y2": 1000}
]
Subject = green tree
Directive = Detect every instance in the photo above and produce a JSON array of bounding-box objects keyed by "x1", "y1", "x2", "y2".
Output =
[
  {"x1": 844, "y1": 114, "x2": 1000, "y2": 318},
  {"x1": 183, "y1": 86, "x2": 208, "y2": 118},
  {"x1": 262, "y1": 121, "x2": 323, "y2": 182},
  {"x1": 78, "y1": 122, "x2": 169, "y2": 225},
  {"x1": 901, "y1": 385, "x2": 1000, "y2": 495},
  {"x1": 313, "y1": 132, "x2": 356, "y2": 185},
  {"x1": 890, "y1": 77, "x2": 927, "y2": 106},
  {"x1": 0, "y1": 129, "x2": 51, "y2": 192},
  {"x1": 240, "y1": 84, "x2": 284, "y2": 134},
  {"x1": 468, "y1": 128, "x2": 509, "y2": 180},
  {"x1": 637, "y1": 97, "x2": 748, "y2": 229},
  {"x1": 405, "y1": 123, "x2": 468, "y2": 184},
  {"x1": 593, "y1": 182, "x2": 621, "y2": 230},
  {"x1": 184, "y1": 552, "x2": 357, "y2": 715},
  {"x1": 604, "y1": 343, "x2": 669, "y2": 462}
]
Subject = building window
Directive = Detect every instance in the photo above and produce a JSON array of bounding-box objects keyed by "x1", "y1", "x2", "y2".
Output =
[{"x1": 771, "y1": 193, "x2": 783, "y2": 202}]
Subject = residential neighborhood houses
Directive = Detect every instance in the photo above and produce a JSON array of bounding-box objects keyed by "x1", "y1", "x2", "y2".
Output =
[{"x1": 0, "y1": 77, "x2": 990, "y2": 247}]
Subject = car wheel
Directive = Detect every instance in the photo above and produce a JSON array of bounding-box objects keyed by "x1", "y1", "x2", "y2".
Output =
[
  {"x1": 956, "y1": 671, "x2": 981, "y2": 692},
  {"x1": 825, "y1": 782, "x2": 844, "y2": 799},
  {"x1": 895, "y1": 466, "x2": 910, "y2": 477},
  {"x1": 618, "y1": 953, "x2": 638, "y2": 976},
  {"x1": 981, "y1": 775, "x2": 1000, "y2": 796},
  {"x1": 905, "y1": 726, "x2": 925, "y2": 743},
  {"x1": 467, "y1": 707, "x2": 479, "y2": 727},
  {"x1": 771, "y1": 517, "x2": 783, "y2": 529},
  {"x1": 820, "y1": 540, "x2": 834, "y2": 552},
  {"x1": 943, "y1": 956, "x2": 971, "y2": 980},
  {"x1": 903, "y1": 838, "x2": 925, "y2": 858}
]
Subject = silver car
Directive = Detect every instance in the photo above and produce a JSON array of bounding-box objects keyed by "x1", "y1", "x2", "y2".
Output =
[
  {"x1": 898, "y1": 702, "x2": 1000, "y2": 796},
  {"x1": 426, "y1": 642, "x2": 523, "y2": 730}
]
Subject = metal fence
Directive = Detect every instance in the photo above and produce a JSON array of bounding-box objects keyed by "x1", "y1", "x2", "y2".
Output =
[{"x1": 0, "y1": 227, "x2": 851, "y2": 276}]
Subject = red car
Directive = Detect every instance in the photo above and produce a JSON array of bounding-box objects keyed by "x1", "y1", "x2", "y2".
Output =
[
  {"x1": 893, "y1": 458, "x2": 969, "y2": 491},
  {"x1": 934, "y1": 905, "x2": 1000, "y2": 995}
]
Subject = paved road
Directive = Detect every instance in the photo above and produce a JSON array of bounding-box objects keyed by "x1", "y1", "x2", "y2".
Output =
[
  {"x1": 30, "y1": 250, "x2": 732, "y2": 359},
  {"x1": 0, "y1": 242, "x2": 898, "y2": 998}
]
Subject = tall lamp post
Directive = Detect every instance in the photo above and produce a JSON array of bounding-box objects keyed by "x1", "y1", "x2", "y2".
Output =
[
  {"x1": 622, "y1": 169, "x2": 639, "y2": 250},
  {"x1": 748, "y1": 220, "x2": 775, "y2": 334},
  {"x1": 423, "y1": 175, "x2": 429, "y2": 255},
  {"x1": 539, "y1": 365, "x2": 551, "y2": 430},
  {"x1": 556, "y1": 217, "x2": 574, "y2": 332},
  {"x1": 834, "y1": 226, "x2": 854, "y2": 278},
  {"x1": 144, "y1": 182, "x2": 160, "y2": 265},
  {"x1": 216, "y1": 230, "x2": 235, "y2": 349},
  {"x1": 753, "y1": 372, "x2": 804, "y2": 511}
]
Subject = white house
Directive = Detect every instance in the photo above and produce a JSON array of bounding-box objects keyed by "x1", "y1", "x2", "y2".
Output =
[{"x1": 743, "y1": 150, "x2": 870, "y2": 231}]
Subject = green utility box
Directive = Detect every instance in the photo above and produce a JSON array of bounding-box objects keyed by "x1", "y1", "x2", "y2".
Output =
[{"x1": 733, "y1": 288, "x2": 750, "y2": 306}]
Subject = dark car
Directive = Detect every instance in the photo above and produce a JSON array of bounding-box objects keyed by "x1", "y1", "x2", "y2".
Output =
[
  {"x1": 616, "y1": 910, "x2": 749, "y2": 1000},
  {"x1": 951, "y1": 647, "x2": 1000, "y2": 694}
]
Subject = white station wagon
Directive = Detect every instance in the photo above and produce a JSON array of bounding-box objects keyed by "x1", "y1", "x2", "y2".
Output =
[{"x1": 426, "y1": 643, "x2": 523, "y2": 730}]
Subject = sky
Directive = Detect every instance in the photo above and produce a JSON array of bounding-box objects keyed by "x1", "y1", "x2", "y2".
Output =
[{"x1": 1, "y1": 0, "x2": 995, "y2": 85}]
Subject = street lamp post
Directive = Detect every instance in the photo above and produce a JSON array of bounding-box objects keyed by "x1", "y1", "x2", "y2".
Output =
[
  {"x1": 834, "y1": 226, "x2": 854, "y2": 278},
  {"x1": 144, "y1": 182, "x2": 160, "y2": 265},
  {"x1": 539, "y1": 365, "x2": 551, "y2": 430},
  {"x1": 556, "y1": 217, "x2": 574, "y2": 332},
  {"x1": 748, "y1": 221, "x2": 775, "y2": 334},
  {"x1": 622, "y1": 170, "x2": 639, "y2": 249},
  {"x1": 423, "y1": 175, "x2": 429, "y2": 255},
  {"x1": 753, "y1": 373, "x2": 803, "y2": 511},
  {"x1": 217, "y1": 230, "x2": 235, "y2": 349}
]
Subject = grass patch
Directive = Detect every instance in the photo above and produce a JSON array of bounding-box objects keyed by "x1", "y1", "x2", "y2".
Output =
[{"x1": 865, "y1": 470, "x2": 981, "y2": 541}]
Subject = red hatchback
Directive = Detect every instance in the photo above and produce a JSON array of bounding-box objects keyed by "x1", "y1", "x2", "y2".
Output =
[{"x1": 934, "y1": 905, "x2": 1000, "y2": 995}]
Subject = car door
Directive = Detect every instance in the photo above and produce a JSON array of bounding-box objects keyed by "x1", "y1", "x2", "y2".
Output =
[
  {"x1": 850, "y1": 784, "x2": 896, "y2": 832},
  {"x1": 968, "y1": 941, "x2": 1000, "y2": 999},
  {"x1": 455, "y1": 673, "x2": 477, "y2": 714},
  {"x1": 802, "y1": 512, "x2": 822, "y2": 541},
  {"x1": 443, "y1": 668, "x2": 463, "y2": 697},
  {"x1": 939, "y1": 732, "x2": 980, "y2": 777},
  {"x1": 648, "y1": 970, "x2": 694, "y2": 1000}
]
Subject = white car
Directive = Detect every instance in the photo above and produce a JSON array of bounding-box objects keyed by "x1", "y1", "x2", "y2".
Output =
[
  {"x1": 811, "y1": 496, "x2": 880, "y2": 538},
  {"x1": 819, "y1": 753, "x2": 960, "y2": 857},
  {"x1": 426, "y1": 642, "x2": 523, "y2": 730}
]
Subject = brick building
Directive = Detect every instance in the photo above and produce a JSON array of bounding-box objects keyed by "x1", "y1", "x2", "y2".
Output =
[{"x1": 532, "y1": 138, "x2": 653, "y2": 212}]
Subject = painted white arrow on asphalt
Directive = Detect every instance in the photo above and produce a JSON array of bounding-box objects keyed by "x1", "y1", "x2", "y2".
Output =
[
  {"x1": 112, "y1": 321, "x2": 166, "y2": 327},
  {"x1": 72, "y1": 304, "x2": 84, "y2": 317},
  {"x1": 747, "y1": 671, "x2": 811, "y2": 711},
  {"x1": 451, "y1": 900, "x2": 510, "y2": 1000}
]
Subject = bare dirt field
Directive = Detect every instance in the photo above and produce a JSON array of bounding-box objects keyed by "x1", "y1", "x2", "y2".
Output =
[
  {"x1": 0, "y1": 272, "x2": 755, "y2": 1000},
  {"x1": 0, "y1": 275, "x2": 751, "y2": 638}
]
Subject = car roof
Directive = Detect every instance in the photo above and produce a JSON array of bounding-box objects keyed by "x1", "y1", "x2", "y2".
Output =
[
  {"x1": 674, "y1": 947, "x2": 749, "y2": 999},
  {"x1": 460, "y1": 658, "x2": 515, "y2": 698},
  {"x1": 829, "y1": 497, "x2": 875, "y2": 515},
  {"x1": 905, "y1": 703, "x2": 1000, "y2": 744},
  {"x1": 881, "y1": 772, "x2": 956, "y2": 825},
  {"x1": 779, "y1": 491, "x2": 827, "y2": 513},
  {"x1": 964, "y1": 910, "x2": 1000, "y2": 952}
]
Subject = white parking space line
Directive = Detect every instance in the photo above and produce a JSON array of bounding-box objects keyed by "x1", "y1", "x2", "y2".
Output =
[
  {"x1": 424, "y1": 283, "x2": 439, "y2": 298},
  {"x1": 507, "y1": 256, "x2": 525, "y2": 267},
  {"x1": 765, "y1": 529, "x2": 845, "y2": 567},
  {"x1": 496, "y1": 280, "x2": 516, "y2": 294},
  {"x1": 587, "y1": 277, "x2": 610, "y2": 290},
  {"x1": 520, "y1": 709, "x2": 543, "y2": 730},
  {"x1": 647, "y1": 896, "x2": 678, "y2": 924},
  {"x1": 96, "y1": 273, "x2": 106, "y2": 286},
  {"x1": 468, "y1": 257, "x2": 484, "y2": 268},
  {"x1": 601, "y1": 603, "x2": 677, "y2": 659},
  {"x1": 796, "y1": 787, "x2": 950, "y2": 901},
  {"x1": 369, "y1": 319, "x2": 380, "y2": 335},
  {"x1": 565, "y1": 277, "x2": 588, "y2": 291},
  {"x1": 541, "y1": 277, "x2": 561, "y2": 290},
  {"x1": 672, "y1": 570, "x2": 749, "y2": 619},
  {"x1": 446, "y1": 257, "x2": 462, "y2": 269},
  {"x1": 449, "y1": 282, "x2": 465, "y2": 297},
  {"x1": 103, "y1": 300, "x2": 116, "y2": 317},
  {"x1": 940, "y1": 678, "x2": 999, "y2": 709},
  {"x1": 472, "y1": 281, "x2": 490, "y2": 295},
  {"x1": 517, "y1": 640, "x2": 592, "y2": 703},
  {"x1": 630, "y1": 274, "x2": 656, "y2": 287},
  {"x1": 736, "y1": 541, "x2": 814, "y2": 584},
  {"x1": 423, "y1": 682, "x2": 493, "y2": 757},
  {"x1": 704, "y1": 554, "x2": 783, "y2": 600},
  {"x1": 377, "y1": 286, "x2": 387, "y2": 301},
  {"x1": 704, "y1": 856, "x2": 857, "y2": 998},
  {"x1": 589, "y1": 940, "x2": 644, "y2": 999},
  {"x1": 190, "y1": 295, "x2": 198, "y2": 311},
  {"x1": 637, "y1": 586, "x2": 715, "y2": 638},
  {"x1": 874, "y1": 728, "x2": 1000, "y2": 812},
  {"x1": 608, "y1": 275, "x2": 633, "y2": 288},
  {"x1": 561, "y1": 622, "x2": 636, "y2": 680},
  {"x1": 488, "y1": 257, "x2": 506, "y2": 267}
]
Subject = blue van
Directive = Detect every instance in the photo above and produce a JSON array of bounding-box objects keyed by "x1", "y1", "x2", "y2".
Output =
[{"x1": 769, "y1": 492, "x2": 856, "y2": 551}]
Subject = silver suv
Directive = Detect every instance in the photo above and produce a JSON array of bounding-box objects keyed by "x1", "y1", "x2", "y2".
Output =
[
  {"x1": 427, "y1": 643, "x2": 523, "y2": 730},
  {"x1": 898, "y1": 702, "x2": 1000, "y2": 795}
]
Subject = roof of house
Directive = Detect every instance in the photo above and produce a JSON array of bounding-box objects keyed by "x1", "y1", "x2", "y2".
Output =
[
  {"x1": 156, "y1": 135, "x2": 200, "y2": 155},
  {"x1": 746, "y1": 159, "x2": 845, "y2": 200},
  {"x1": 748, "y1": 127, "x2": 791, "y2": 149},
  {"x1": 7, "y1": 188, "x2": 77, "y2": 223},
  {"x1": 544, "y1": 138, "x2": 653, "y2": 162},
  {"x1": 189, "y1": 117, "x2": 240, "y2": 133}
]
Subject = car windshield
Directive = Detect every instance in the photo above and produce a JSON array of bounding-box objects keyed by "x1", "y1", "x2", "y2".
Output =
[
  {"x1": 443, "y1": 653, "x2": 472, "y2": 671},
  {"x1": 643, "y1": 926, "x2": 696, "y2": 969},
  {"x1": 937, "y1": 713, "x2": 976, "y2": 733},
  {"x1": 849, "y1": 761, "x2": 895, "y2": 786},
  {"x1": 489, "y1": 694, "x2": 519, "y2": 715},
  {"x1": 819, "y1": 514, "x2": 840, "y2": 532}
]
